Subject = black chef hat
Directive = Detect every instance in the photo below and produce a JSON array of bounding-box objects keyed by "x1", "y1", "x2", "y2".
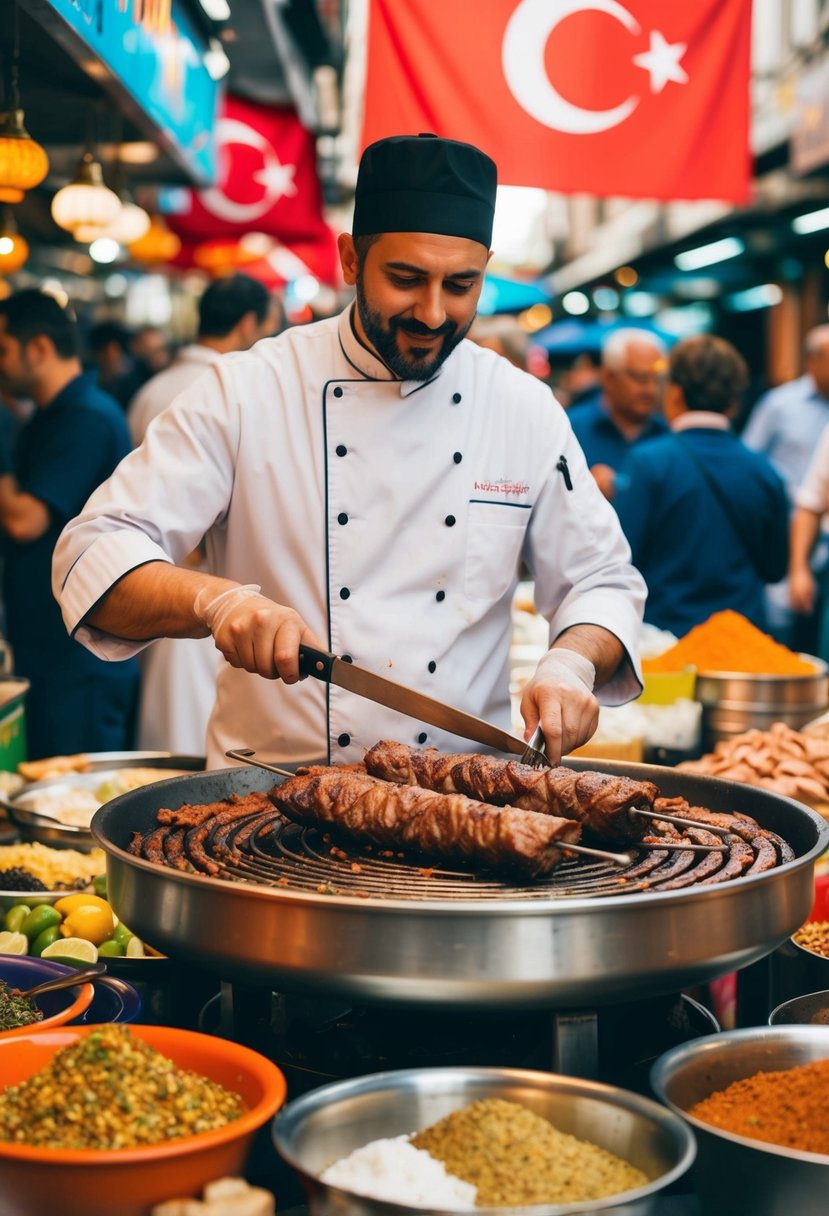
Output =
[{"x1": 352, "y1": 133, "x2": 497, "y2": 248}]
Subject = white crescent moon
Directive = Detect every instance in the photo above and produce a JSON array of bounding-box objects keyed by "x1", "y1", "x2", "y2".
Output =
[
  {"x1": 502, "y1": 0, "x2": 640, "y2": 135},
  {"x1": 200, "y1": 118, "x2": 277, "y2": 224}
]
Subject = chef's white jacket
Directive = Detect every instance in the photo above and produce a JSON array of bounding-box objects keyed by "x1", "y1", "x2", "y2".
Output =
[
  {"x1": 127, "y1": 344, "x2": 224, "y2": 756},
  {"x1": 53, "y1": 306, "x2": 646, "y2": 769}
]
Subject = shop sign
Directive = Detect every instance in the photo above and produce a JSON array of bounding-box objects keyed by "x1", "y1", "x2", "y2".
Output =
[
  {"x1": 33, "y1": 0, "x2": 217, "y2": 183},
  {"x1": 792, "y1": 56, "x2": 829, "y2": 176}
]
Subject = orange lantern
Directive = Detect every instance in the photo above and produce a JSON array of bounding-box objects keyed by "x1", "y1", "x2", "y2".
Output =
[
  {"x1": 0, "y1": 206, "x2": 28, "y2": 275},
  {"x1": 0, "y1": 108, "x2": 49, "y2": 204},
  {"x1": 128, "y1": 214, "x2": 181, "y2": 264}
]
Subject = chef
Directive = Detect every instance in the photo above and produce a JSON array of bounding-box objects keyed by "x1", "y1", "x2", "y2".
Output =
[{"x1": 52, "y1": 133, "x2": 646, "y2": 770}]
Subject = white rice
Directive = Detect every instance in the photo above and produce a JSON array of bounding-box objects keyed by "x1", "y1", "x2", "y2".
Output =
[{"x1": 320, "y1": 1134, "x2": 477, "y2": 1209}]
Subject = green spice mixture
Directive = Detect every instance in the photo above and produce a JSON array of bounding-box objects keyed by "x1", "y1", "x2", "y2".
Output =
[
  {"x1": 0, "y1": 980, "x2": 42, "y2": 1032},
  {"x1": 411, "y1": 1097, "x2": 648, "y2": 1205},
  {"x1": 0, "y1": 1024, "x2": 246, "y2": 1149}
]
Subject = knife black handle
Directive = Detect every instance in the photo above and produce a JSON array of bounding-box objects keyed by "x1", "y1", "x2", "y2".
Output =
[{"x1": 298, "y1": 645, "x2": 336, "y2": 681}]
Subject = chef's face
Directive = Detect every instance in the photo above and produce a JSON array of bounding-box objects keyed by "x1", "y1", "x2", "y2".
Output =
[
  {"x1": 0, "y1": 318, "x2": 35, "y2": 398},
  {"x1": 340, "y1": 232, "x2": 491, "y2": 380}
]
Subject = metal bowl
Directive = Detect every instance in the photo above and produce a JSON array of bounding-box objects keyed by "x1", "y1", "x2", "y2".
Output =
[
  {"x1": 769, "y1": 989, "x2": 829, "y2": 1026},
  {"x1": 695, "y1": 655, "x2": 829, "y2": 747},
  {"x1": 272, "y1": 1065, "x2": 696, "y2": 1215},
  {"x1": 3, "y1": 754, "x2": 204, "y2": 850},
  {"x1": 651, "y1": 1025, "x2": 829, "y2": 1216}
]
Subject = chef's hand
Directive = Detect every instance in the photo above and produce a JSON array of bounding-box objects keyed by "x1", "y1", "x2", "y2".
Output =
[
  {"x1": 193, "y1": 583, "x2": 326, "y2": 684},
  {"x1": 519, "y1": 648, "x2": 598, "y2": 765}
]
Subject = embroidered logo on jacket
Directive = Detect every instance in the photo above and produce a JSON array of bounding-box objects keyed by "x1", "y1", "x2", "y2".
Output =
[{"x1": 473, "y1": 479, "x2": 530, "y2": 497}]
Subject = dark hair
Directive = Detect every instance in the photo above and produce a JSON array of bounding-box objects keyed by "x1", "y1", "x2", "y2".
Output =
[
  {"x1": 353, "y1": 233, "x2": 381, "y2": 266},
  {"x1": 669, "y1": 335, "x2": 748, "y2": 414},
  {"x1": 0, "y1": 289, "x2": 79, "y2": 360},
  {"x1": 198, "y1": 274, "x2": 272, "y2": 338},
  {"x1": 88, "y1": 320, "x2": 134, "y2": 353}
]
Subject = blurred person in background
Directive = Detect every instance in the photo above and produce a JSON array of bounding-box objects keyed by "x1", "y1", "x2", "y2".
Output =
[
  {"x1": 742, "y1": 325, "x2": 829, "y2": 651},
  {"x1": 614, "y1": 335, "x2": 789, "y2": 637},
  {"x1": 559, "y1": 351, "x2": 601, "y2": 409},
  {"x1": 568, "y1": 329, "x2": 668, "y2": 501},
  {"x1": 469, "y1": 315, "x2": 529, "y2": 370},
  {"x1": 127, "y1": 274, "x2": 280, "y2": 755},
  {"x1": 131, "y1": 325, "x2": 171, "y2": 378},
  {"x1": 87, "y1": 319, "x2": 148, "y2": 411},
  {"x1": 787, "y1": 427, "x2": 829, "y2": 662},
  {"x1": 0, "y1": 290, "x2": 137, "y2": 759}
]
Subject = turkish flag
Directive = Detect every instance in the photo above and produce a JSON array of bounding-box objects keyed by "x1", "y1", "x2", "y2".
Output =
[
  {"x1": 361, "y1": 0, "x2": 752, "y2": 202},
  {"x1": 168, "y1": 95, "x2": 331, "y2": 245}
]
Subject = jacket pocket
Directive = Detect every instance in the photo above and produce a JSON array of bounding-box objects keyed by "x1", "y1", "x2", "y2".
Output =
[{"x1": 464, "y1": 500, "x2": 529, "y2": 602}]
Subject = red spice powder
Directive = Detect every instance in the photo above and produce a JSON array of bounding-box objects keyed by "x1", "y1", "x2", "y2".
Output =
[{"x1": 690, "y1": 1059, "x2": 829, "y2": 1155}]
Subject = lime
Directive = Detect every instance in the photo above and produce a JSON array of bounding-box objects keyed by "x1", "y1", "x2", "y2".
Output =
[
  {"x1": 111, "y1": 922, "x2": 133, "y2": 946},
  {"x1": 41, "y1": 937, "x2": 99, "y2": 965},
  {"x1": 30, "y1": 925, "x2": 61, "y2": 957},
  {"x1": 4, "y1": 905, "x2": 30, "y2": 935},
  {"x1": 60, "y1": 905, "x2": 115, "y2": 946},
  {"x1": 21, "y1": 904, "x2": 61, "y2": 942},
  {"x1": 125, "y1": 936, "x2": 146, "y2": 958},
  {"x1": 98, "y1": 939, "x2": 125, "y2": 958},
  {"x1": 92, "y1": 874, "x2": 108, "y2": 899},
  {"x1": 0, "y1": 931, "x2": 28, "y2": 955},
  {"x1": 54, "y1": 893, "x2": 112, "y2": 917}
]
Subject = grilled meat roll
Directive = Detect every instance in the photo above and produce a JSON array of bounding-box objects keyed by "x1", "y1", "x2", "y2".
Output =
[
  {"x1": 270, "y1": 767, "x2": 582, "y2": 878},
  {"x1": 364, "y1": 741, "x2": 659, "y2": 846}
]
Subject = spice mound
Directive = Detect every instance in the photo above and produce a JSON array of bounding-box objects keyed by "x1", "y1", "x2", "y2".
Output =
[
  {"x1": 689, "y1": 1059, "x2": 829, "y2": 1155},
  {"x1": 0, "y1": 1024, "x2": 246, "y2": 1149},
  {"x1": 643, "y1": 610, "x2": 817, "y2": 676},
  {"x1": 411, "y1": 1097, "x2": 648, "y2": 1205},
  {"x1": 0, "y1": 979, "x2": 42, "y2": 1031}
]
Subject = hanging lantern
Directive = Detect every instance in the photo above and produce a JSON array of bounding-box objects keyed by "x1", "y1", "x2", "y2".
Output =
[
  {"x1": 51, "y1": 153, "x2": 121, "y2": 234},
  {"x1": 0, "y1": 109, "x2": 49, "y2": 203},
  {"x1": 127, "y1": 213, "x2": 181, "y2": 263},
  {"x1": 0, "y1": 206, "x2": 28, "y2": 275},
  {"x1": 104, "y1": 198, "x2": 151, "y2": 246}
]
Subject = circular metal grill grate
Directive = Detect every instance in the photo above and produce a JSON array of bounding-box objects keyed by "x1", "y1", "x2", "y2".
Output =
[{"x1": 137, "y1": 808, "x2": 794, "y2": 901}]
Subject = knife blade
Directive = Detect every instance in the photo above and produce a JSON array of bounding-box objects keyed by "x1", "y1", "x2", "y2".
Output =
[{"x1": 298, "y1": 645, "x2": 545, "y2": 763}]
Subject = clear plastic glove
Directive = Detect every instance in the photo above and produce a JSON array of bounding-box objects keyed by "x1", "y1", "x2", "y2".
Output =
[
  {"x1": 519, "y1": 647, "x2": 598, "y2": 764},
  {"x1": 193, "y1": 583, "x2": 322, "y2": 683}
]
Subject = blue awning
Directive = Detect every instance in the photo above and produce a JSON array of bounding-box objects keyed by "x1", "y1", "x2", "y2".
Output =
[
  {"x1": 534, "y1": 317, "x2": 679, "y2": 354},
  {"x1": 478, "y1": 274, "x2": 551, "y2": 315}
]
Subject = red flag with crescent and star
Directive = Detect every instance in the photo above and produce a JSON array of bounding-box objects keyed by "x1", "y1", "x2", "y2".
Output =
[
  {"x1": 167, "y1": 95, "x2": 339, "y2": 281},
  {"x1": 361, "y1": 0, "x2": 753, "y2": 202}
]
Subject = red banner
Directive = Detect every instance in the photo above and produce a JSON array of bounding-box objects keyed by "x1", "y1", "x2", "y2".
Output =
[
  {"x1": 361, "y1": 0, "x2": 752, "y2": 202},
  {"x1": 168, "y1": 95, "x2": 332, "y2": 245}
]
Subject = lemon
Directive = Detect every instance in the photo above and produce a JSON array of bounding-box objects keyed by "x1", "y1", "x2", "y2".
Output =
[
  {"x1": 60, "y1": 904, "x2": 115, "y2": 946},
  {"x1": 0, "y1": 930, "x2": 28, "y2": 955},
  {"x1": 42, "y1": 937, "x2": 99, "y2": 965},
  {"x1": 53, "y1": 893, "x2": 112, "y2": 917}
]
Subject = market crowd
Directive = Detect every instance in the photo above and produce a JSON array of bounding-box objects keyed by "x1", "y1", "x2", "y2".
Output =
[{"x1": 0, "y1": 137, "x2": 828, "y2": 763}]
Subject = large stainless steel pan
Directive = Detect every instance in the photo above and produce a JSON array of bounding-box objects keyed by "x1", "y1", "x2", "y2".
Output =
[{"x1": 92, "y1": 759, "x2": 829, "y2": 1009}]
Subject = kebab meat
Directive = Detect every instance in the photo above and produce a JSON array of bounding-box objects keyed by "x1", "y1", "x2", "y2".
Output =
[
  {"x1": 364, "y1": 740, "x2": 659, "y2": 846},
  {"x1": 270, "y1": 765, "x2": 582, "y2": 878}
]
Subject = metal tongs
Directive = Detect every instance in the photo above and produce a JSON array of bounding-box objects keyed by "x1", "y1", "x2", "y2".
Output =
[{"x1": 519, "y1": 727, "x2": 728, "y2": 854}]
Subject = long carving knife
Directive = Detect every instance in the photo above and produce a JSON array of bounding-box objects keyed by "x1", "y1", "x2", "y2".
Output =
[{"x1": 298, "y1": 645, "x2": 545, "y2": 764}]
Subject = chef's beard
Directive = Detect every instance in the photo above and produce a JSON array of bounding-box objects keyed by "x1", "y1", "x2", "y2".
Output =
[{"x1": 356, "y1": 276, "x2": 473, "y2": 381}]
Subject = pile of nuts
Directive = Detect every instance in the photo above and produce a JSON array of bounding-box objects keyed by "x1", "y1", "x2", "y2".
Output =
[{"x1": 678, "y1": 722, "x2": 829, "y2": 807}]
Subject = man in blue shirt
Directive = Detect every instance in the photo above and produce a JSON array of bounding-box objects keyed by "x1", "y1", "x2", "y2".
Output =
[
  {"x1": 614, "y1": 335, "x2": 789, "y2": 637},
  {"x1": 568, "y1": 329, "x2": 669, "y2": 501},
  {"x1": 0, "y1": 290, "x2": 138, "y2": 759}
]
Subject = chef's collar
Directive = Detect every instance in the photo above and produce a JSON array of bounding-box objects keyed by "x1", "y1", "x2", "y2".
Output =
[{"x1": 337, "y1": 305, "x2": 444, "y2": 398}]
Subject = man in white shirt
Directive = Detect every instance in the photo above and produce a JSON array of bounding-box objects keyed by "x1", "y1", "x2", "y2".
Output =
[
  {"x1": 53, "y1": 133, "x2": 646, "y2": 769},
  {"x1": 126, "y1": 275, "x2": 279, "y2": 755}
]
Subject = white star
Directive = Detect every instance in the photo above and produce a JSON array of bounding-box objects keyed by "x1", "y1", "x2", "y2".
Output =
[
  {"x1": 253, "y1": 158, "x2": 298, "y2": 201},
  {"x1": 632, "y1": 30, "x2": 689, "y2": 94}
]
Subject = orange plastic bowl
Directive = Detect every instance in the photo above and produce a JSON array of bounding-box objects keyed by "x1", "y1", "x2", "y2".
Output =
[{"x1": 0, "y1": 1024, "x2": 287, "y2": 1216}]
